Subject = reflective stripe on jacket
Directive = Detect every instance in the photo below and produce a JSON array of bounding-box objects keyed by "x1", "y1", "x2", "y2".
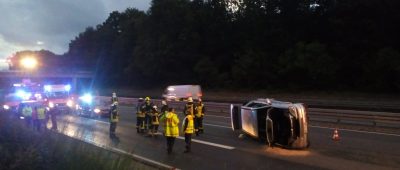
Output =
[
  {"x1": 183, "y1": 115, "x2": 194, "y2": 134},
  {"x1": 161, "y1": 112, "x2": 179, "y2": 137},
  {"x1": 152, "y1": 112, "x2": 159, "y2": 125}
]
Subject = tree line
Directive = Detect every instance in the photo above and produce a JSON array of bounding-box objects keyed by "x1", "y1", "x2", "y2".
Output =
[{"x1": 12, "y1": 0, "x2": 400, "y2": 92}]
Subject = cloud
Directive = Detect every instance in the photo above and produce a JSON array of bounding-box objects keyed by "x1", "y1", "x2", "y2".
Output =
[{"x1": 0, "y1": 0, "x2": 151, "y2": 59}]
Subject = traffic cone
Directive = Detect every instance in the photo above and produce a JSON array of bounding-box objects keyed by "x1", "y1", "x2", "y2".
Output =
[{"x1": 332, "y1": 128, "x2": 340, "y2": 141}]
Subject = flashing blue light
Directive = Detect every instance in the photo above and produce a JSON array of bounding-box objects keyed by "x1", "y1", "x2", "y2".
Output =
[
  {"x1": 80, "y1": 94, "x2": 93, "y2": 104},
  {"x1": 16, "y1": 90, "x2": 26, "y2": 98},
  {"x1": 44, "y1": 85, "x2": 51, "y2": 92},
  {"x1": 16, "y1": 90, "x2": 31, "y2": 100},
  {"x1": 64, "y1": 85, "x2": 71, "y2": 91}
]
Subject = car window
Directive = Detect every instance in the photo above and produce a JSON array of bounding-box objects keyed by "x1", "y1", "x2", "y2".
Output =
[{"x1": 245, "y1": 102, "x2": 268, "y2": 108}]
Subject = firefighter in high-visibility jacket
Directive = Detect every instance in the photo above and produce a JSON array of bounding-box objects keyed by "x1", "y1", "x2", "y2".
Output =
[
  {"x1": 141, "y1": 97, "x2": 155, "y2": 133},
  {"x1": 109, "y1": 101, "x2": 119, "y2": 138},
  {"x1": 182, "y1": 110, "x2": 194, "y2": 153},
  {"x1": 36, "y1": 104, "x2": 46, "y2": 131},
  {"x1": 136, "y1": 98, "x2": 145, "y2": 133},
  {"x1": 160, "y1": 108, "x2": 179, "y2": 154},
  {"x1": 183, "y1": 97, "x2": 198, "y2": 135},
  {"x1": 150, "y1": 105, "x2": 160, "y2": 136},
  {"x1": 195, "y1": 98, "x2": 205, "y2": 135},
  {"x1": 111, "y1": 92, "x2": 118, "y2": 103}
]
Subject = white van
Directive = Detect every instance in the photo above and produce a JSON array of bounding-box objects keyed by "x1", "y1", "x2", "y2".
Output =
[{"x1": 162, "y1": 85, "x2": 202, "y2": 101}]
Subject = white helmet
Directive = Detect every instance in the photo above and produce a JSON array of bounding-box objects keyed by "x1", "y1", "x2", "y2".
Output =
[
  {"x1": 112, "y1": 92, "x2": 117, "y2": 98},
  {"x1": 162, "y1": 100, "x2": 167, "y2": 105},
  {"x1": 188, "y1": 97, "x2": 193, "y2": 102}
]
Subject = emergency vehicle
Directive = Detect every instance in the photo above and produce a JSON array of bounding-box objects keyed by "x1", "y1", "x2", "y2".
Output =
[
  {"x1": 43, "y1": 84, "x2": 74, "y2": 114},
  {"x1": 2, "y1": 82, "x2": 43, "y2": 115}
]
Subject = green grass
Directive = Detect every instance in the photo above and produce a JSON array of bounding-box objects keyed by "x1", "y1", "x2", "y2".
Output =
[{"x1": 0, "y1": 113, "x2": 155, "y2": 170}]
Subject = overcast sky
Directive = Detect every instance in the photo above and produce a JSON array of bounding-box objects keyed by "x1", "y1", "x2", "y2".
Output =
[{"x1": 0, "y1": 0, "x2": 151, "y2": 62}]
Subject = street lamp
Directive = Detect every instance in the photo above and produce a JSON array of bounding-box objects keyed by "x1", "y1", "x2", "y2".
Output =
[{"x1": 20, "y1": 57, "x2": 38, "y2": 69}]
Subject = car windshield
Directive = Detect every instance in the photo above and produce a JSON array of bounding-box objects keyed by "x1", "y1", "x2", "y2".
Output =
[{"x1": 46, "y1": 92, "x2": 68, "y2": 99}]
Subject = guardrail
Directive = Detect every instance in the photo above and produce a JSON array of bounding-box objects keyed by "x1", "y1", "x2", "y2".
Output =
[{"x1": 99, "y1": 96, "x2": 400, "y2": 129}]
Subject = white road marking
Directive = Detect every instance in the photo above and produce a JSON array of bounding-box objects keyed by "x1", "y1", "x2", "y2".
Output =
[
  {"x1": 310, "y1": 125, "x2": 400, "y2": 137},
  {"x1": 112, "y1": 148, "x2": 179, "y2": 170},
  {"x1": 58, "y1": 117, "x2": 179, "y2": 170},
  {"x1": 176, "y1": 136, "x2": 235, "y2": 150},
  {"x1": 206, "y1": 114, "x2": 231, "y2": 119},
  {"x1": 204, "y1": 123, "x2": 231, "y2": 129}
]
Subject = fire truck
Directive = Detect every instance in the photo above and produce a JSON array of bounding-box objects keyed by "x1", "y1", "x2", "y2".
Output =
[
  {"x1": 2, "y1": 82, "x2": 44, "y2": 116},
  {"x1": 43, "y1": 84, "x2": 75, "y2": 114}
]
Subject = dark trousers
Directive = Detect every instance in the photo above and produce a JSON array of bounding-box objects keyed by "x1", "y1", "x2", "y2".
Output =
[
  {"x1": 166, "y1": 137, "x2": 176, "y2": 154},
  {"x1": 144, "y1": 115, "x2": 151, "y2": 130},
  {"x1": 184, "y1": 133, "x2": 192, "y2": 152},
  {"x1": 50, "y1": 114, "x2": 57, "y2": 130},
  {"x1": 151, "y1": 124, "x2": 159, "y2": 133},
  {"x1": 34, "y1": 119, "x2": 44, "y2": 131},
  {"x1": 137, "y1": 117, "x2": 145, "y2": 132},
  {"x1": 25, "y1": 117, "x2": 32, "y2": 128},
  {"x1": 110, "y1": 122, "x2": 117, "y2": 133},
  {"x1": 197, "y1": 117, "x2": 203, "y2": 133}
]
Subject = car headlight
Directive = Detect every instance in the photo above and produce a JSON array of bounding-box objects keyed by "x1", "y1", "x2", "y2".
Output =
[
  {"x1": 49, "y1": 102, "x2": 54, "y2": 108},
  {"x1": 67, "y1": 100, "x2": 74, "y2": 107},
  {"x1": 3, "y1": 105, "x2": 10, "y2": 110},
  {"x1": 94, "y1": 108, "x2": 101, "y2": 114}
]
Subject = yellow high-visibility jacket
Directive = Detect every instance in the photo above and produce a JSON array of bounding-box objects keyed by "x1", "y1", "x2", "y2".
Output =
[
  {"x1": 160, "y1": 111, "x2": 179, "y2": 137},
  {"x1": 195, "y1": 104, "x2": 204, "y2": 118},
  {"x1": 183, "y1": 115, "x2": 194, "y2": 134},
  {"x1": 37, "y1": 107, "x2": 46, "y2": 120},
  {"x1": 22, "y1": 106, "x2": 32, "y2": 117}
]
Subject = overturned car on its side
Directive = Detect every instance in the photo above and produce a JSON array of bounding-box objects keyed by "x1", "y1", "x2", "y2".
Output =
[{"x1": 231, "y1": 98, "x2": 309, "y2": 149}]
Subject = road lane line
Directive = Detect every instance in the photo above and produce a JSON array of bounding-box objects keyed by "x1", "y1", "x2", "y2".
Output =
[
  {"x1": 60, "y1": 116, "x2": 179, "y2": 170},
  {"x1": 204, "y1": 123, "x2": 231, "y2": 129},
  {"x1": 176, "y1": 136, "x2": 235, "y2": 150},
  {"x1": 310, "y1": 125, "x2": 400, "y2": 137},
  {"x1": 112, "y1": 148, "x2": 180, "y2": 170},
  {"x1": 73, "y1": 115, "x2": 400, "y2": 137},
  {"x1": 206, "y1": 114, "x2": 231, "y2": 119}
]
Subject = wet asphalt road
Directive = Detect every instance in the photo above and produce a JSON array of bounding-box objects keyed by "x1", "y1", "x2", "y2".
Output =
[{"x1": 50, "y1": 106, "x2": 400, "y2": 170}]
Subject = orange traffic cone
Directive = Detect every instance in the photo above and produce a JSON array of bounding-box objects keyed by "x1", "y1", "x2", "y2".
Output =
[{"x1": 332, "y1": 128, "x2": 340, "y2": 141}]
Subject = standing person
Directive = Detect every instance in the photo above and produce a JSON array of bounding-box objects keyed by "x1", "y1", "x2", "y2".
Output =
[
  {"x1": 32, "y1": 106, "x2": 38, "y2": 130},
  {"x1": 111, "y1": 92, "x2": 118, "y2": 103},
  {"x1": 141, "y1": 97, "x2": 155, "y2": 133},
  {"x1": 195, "y1": 98, "x2": 205, "y2": 135},
  {"x1": 160, "y1": 108, "x2": 179, "y2": 154},
  {"x1": 136, "y1": 98, "x2": 145, "y2": 133},
  {"x1": 36, "y1": 104, "x2": 46, "y2": 132},
  {"x1": 182, "y1": 110, "x2": 194, "y2": 153},
  {"x1": 22, "y1": 104, "x2": 33, "y2": 128},
  {"x1": 183, "y1": 97, "x2": 196, "y2": 134},
  {"x1": 50, "y1": 106, "x2": 58, "y2": 130},
  {"x1": 109, "y1": 101, "x2": 119, "y2": 139},
  {"x1": 183, "y1": 97, "x2": 195, "y2": 117},
  {"x1": 150, "y1": 106, "x2": 160, "y2": 137}
]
